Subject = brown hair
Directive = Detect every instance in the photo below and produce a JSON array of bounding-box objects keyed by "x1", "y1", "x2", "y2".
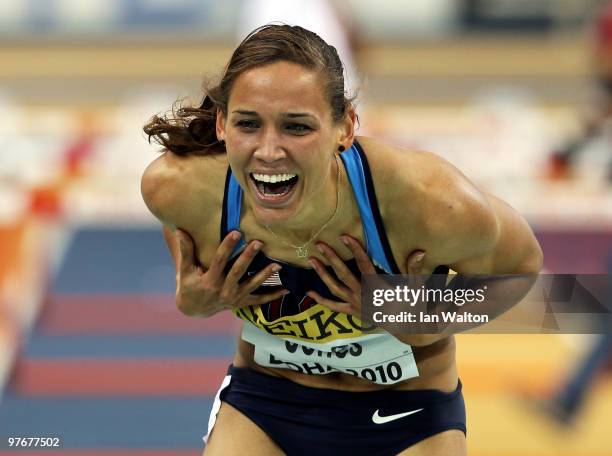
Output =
[{"x1": 143, "y1": 24, "x2": 355, "y2": 156}]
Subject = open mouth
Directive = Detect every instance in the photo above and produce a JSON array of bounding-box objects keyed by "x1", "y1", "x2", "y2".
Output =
[{"x1": 250, "y1": 173, "x2": 299, "y2": 199}]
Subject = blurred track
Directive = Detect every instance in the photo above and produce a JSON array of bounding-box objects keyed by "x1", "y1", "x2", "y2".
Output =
[{"x1": 0, "y1": 227, "x2": 240, "y2": 454}]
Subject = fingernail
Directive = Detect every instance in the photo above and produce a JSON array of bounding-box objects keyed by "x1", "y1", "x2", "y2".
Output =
[
  {"x1": 415, "y1": 253, "x2": 425, "y2": 263},
  {"x1": 281, "y1": 289, "x2": 290, "y2": 296},
  {"x1": 272, "y1": 264, "x2": 282, "y2": 272},
  {"x1": 308, "y1": 259, "x2": 316, "y2": 268},
  {"x1": 232, "y1": 231, "x2": 241, "y2": 241},
  {"x1": 316, "y1": 244, "x2": 324, "y2": 254},
  {"x1": 340, "y1": 236, "x2": 349, "y2": 246},
  {"x1": 253, "y1": 241, "x2": 262, "y2": 251}
]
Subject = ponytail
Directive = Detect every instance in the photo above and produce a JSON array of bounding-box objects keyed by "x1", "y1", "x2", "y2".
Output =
[{"x1": 143, "y1": 95, "x2": 225, "y2": 156}]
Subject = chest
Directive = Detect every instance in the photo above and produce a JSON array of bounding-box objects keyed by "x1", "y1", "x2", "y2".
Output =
[{"x1": 238, "y1": 213, "x2": 364, "y2": 268}]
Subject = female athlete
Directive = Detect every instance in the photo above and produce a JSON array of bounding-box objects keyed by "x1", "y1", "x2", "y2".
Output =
[{"x1": 141, "y1": 24, "x2": 543, "y2": 456}]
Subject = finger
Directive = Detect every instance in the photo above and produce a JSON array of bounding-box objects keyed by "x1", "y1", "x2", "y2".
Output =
[
  {"x1": 225, "y1": 240, "x2": 263, "y2": 284},
  {"x1": 239, "y1": 262, "x2": 282, "y2": 296},
  {"x1": 309, "y1": 257, "x2": 353, "y2": 302},
  {"x1": 406, "y1": 250, "x2": 426, "y2": 296},
  {"x1": 207, "y1": 231, "x2": 242, "y2": 279},
  {"x1": 315, "y1": 242, "x2": 360, "y2": 291},
  {"x1": 406, "y1": 250, "x2": 426, "y2": 275},
  {"x1": 240, "y1": 289, "x2": 290, "y2": 308},
  {"x1": 340, "y1": 235, "x2": 376, "y2": 275},
  {"x1": 307, "y1": 291, "x2": 355, "y2": 316},
  {"x1": 176, "y1": 229, "x2": 197, "y2": 275}
]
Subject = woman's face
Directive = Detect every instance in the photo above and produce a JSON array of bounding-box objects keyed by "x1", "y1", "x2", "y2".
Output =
[{"x1": 217, "y1": 61, "x2": 351, "y2": 226}]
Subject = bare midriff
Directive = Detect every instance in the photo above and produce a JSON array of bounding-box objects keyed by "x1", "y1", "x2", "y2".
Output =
[{"x1": 233, "y1": 330, "x2": 458, "y2": 393}]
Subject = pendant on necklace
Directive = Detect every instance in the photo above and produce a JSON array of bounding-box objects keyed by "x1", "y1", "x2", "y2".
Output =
[{"x1": 296, "y1": 246, "x2": 309, "y2": 258}]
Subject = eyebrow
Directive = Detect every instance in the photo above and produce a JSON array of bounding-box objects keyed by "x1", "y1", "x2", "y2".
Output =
[
  {"x1": 286, "y1": 112, "x2": 315, "y2": 119},
  {"x1": 232, "y1": 110, "x2": 258, "y2": 116},
  {"x1": 231, "y1": 110, "x2": 315, "y2": 119}
]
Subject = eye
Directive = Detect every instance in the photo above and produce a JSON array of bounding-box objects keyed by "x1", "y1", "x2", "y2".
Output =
[
  {"x1": 235, "y1": 119, "x2": 259, "y2": 130},
  {"x1": 285, "y1": 123, "x2": 312, "y2": 134}
]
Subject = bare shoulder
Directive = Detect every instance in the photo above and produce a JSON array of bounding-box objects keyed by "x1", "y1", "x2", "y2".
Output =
[
  {"x1": 141, "y1": 151, "x2": 228, "y2": 228},
  {"x1": 355, "y1": 135, "x2": 467, "y2": 225},
  {"x1": 356, "y1": 135, "x2": 452, "y2": 189},
  {"x1": 355, "y1": 136, "x2": 497, "y2": 267}
]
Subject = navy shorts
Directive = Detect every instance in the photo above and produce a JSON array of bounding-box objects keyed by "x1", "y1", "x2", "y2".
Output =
[{"x1": 205, "y1": 365, "x2": 466, "y2": 456}]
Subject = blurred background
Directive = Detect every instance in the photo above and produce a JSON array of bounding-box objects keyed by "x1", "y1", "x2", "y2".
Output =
[{"x1": 0, "y1": 0, "x2": 611, "y2": 455}]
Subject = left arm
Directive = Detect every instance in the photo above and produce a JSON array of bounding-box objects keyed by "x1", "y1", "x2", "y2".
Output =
[
  {"x1": 389, "y1": 154, "x2": 543, "y2": 345},
  {"x1": 389, "y1": 150, "x2": 543, "y2": 277},
  {"x1": 428, "y1": 192, "x2": 543, "y2": 276},
  {"x1": 309, "y1": 147, "x2": 543, "y2": 346}
]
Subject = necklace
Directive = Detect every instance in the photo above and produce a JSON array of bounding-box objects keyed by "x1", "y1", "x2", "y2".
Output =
[{"x1": 264, "y1": 155, "x2": 342, "y2": 258}]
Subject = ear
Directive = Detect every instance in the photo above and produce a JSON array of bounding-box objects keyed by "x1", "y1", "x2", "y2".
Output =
[
  {"x1": 215, "y1": 108, "x2": 226, "y2": 141},
  {"x1": 337, "y1": 105, "x2": 356, "y2": 150}
]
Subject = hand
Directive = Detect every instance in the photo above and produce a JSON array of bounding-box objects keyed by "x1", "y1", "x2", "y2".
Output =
[
  {"x1": 175, "y1": 229, "x2": 288, "y2": 317},
  {"x1": 306, "y1": 236, "x2": 373, "y2": 316},
  {"x1": 307, "y1": 235, "x2": 426, "y2": 320}
]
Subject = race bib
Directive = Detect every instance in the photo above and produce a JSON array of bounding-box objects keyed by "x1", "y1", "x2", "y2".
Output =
[{"x1": 242, "y1": 321, "x2": 419, "y2": 385}]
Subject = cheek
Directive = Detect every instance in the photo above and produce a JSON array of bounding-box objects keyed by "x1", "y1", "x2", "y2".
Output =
[
  {"x1": 294, "y1": 131, "x2": 331, "y2": 155},
  {"x1": 226, "y1": 134, "x2": 254, "y2": 159},
  {"x1": 227, "y1": 133, "x2": 254, "y2": 149}
]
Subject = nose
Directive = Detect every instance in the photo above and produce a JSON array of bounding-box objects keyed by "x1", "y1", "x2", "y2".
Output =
[{"x1": 252, "y1": 128, "x2": 286, "y2": 163}]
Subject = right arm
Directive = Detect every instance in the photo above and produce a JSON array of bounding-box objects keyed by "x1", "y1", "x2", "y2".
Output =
[
  {"x1": 141, "y1": 152, "x2": 287, "y2": 317},
  {"x1": 170, "y1": 228, "x2": 288, "y2": 317}
]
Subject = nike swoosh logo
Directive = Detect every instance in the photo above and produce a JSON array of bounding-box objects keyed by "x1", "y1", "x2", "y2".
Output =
[{"x1": 371, "y1": 408, "x2": 424, "y2": 424}]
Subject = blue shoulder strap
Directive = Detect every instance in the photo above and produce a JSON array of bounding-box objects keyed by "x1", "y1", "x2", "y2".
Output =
[
  {"x1": 340, "y1": 142, "x2": 400, "y2": 274},
  {"x1": 221, "y1": 169, "x2": 247, "y2": 255}
]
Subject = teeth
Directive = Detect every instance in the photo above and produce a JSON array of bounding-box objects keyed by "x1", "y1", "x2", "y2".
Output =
[{"x1": 252, "y1": 173, "x2": 296, "y2": 183}]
